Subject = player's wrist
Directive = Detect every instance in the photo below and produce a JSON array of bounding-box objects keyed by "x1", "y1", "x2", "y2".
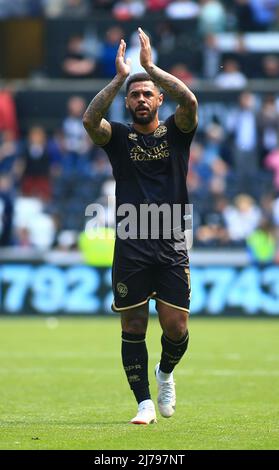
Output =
[
  {"x1": 115, "y1": 73, "x2": 129, "y2": 83},
  {"x1": 143, "y1": 62, "x2": 154, "y2": 74}
]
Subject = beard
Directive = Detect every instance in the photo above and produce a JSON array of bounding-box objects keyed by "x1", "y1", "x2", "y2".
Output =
[{"x1": 128, "y1": 106, "x2": 158, "y2": 125}]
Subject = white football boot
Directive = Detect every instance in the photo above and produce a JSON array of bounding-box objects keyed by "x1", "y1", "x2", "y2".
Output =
[
  {"x1": 155, "y1": 363, "x2": 176, "y2": 418},
  {"x1": 130, "y1": 399, "x2": 157, "y2": 425}
]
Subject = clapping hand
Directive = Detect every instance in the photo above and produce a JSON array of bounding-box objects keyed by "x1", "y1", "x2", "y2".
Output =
[
  {"x1": 138, "y1": 27, "x2": 153, "y2": 70},
  {"x1": 115, "y1": 39, "x2": 131, "y2": 79}
]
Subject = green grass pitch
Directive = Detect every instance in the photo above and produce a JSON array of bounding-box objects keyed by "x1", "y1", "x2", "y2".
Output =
[{"x1": 0, "y1": 316, "x2": 278, "y2": 450}]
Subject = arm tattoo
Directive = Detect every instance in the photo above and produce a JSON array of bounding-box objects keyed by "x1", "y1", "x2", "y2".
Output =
[
  {"x1": 146, "y1": 64, "x2": 198, "y2": 132},
  {"x1": 83, "y1": 75, "x2": 126, "y2": 145}
]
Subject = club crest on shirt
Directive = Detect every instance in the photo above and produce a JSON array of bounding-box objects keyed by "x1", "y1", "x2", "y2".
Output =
[
  {"x1": 128, "y1": 133, "x2": 138, "y2": 141},
  {"x1": 154, "y1": 125, "x2": 167, "y2": 138}
]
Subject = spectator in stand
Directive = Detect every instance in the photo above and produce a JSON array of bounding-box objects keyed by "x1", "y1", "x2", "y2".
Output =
[
  {"x1": 202, "y1": 34, "x2": 221, "y2": 79},
  {"x1": 233, "y1": 0, "x2": 255, "y2": 32},
  {"x1": 18, "y1": 126, "x2": 52, "y2": 202},
  {"x1": 187, "y1": 142, "x2": 212, "y2": 194},
  {"x1": 168, "y1": 63, "x2": 195, "y2": 85},
  {"x1": 14, "y1": 197, "x2": 56, "y2": 249},
  {"x1": 198, "y1": 0, "x2": 227, "y2": 35},
  {"x1": 62, "y1": 96, "x2": 93, "y2": 174},
  {"x1": 55, "y1": 230, "x2": 78, "y2": 251},
  {"x1": 260, "y1": 192, "x2": 276, "y2": 220},
  {"x1": 257, "y1": 95, "x2": 279, "y2": 165},
  {"x1": 249, "y1": 0, "x2": 279, "y2": 31},
  {"x1": 226, "y1": 91, "x2": 258, "y2": 193},
  {"x1": 261, "y1": 54, "x2": 279, "y2": 79},
  {"x1": 246, "y1": 218, "x2": 277, "y2": 265},
  {"x1": 155, "y1": 21, "x2": 176, "y2": 55},
  {"x1": 166, "y1": 0, "x2": 200, "y2": 19},
  {"x1": 229, "y1": 34, "x2": 261, "y2": 79},
  {"x1": 45, "y1": 130, "x2": 66, "y2": 177},
  {"x1": 215, "y1": 58, "x2": 247, "y2": 88},
  {"x1": 0, "y1": 130, "x2": 19, "y2": 178},
  {"x1": 273, "y1": 196, "x2": 279, "y2": 226},
  {"x1": 63, "y1": 96, "x2": 88, "y2": 152},
  {"x1": 192, "y1": 123, "x2": 230, "y2": 197},
  {"x1": 42, "y1": 0, "x2": 65, "y2": 17},
  {"x1": 99, "y1": 26, "x2": 125, "y2": 78},
  {"x1": 0, "y1": 86, "x2": 19, "y2": 138},
  {"x1": 264, "y1": 147, "x2": 279, "y2": 191},
  {"x1": 258, "y1": 194, "x2": 279, "y2": 256},
  {"x1": 48, "y1": 127, "x2": 99, "y2": 178},
  {"x1": 222, "y1": 194, "x2": 262, "y2": 244},
  {"x1": 187, "y1": 155, "x2": 203, "y2": 195},
  {"x1": 195, "y1": 196, "x2": 230, "y2": 246},
  {"x1": 62, "y1": 34, "x2": 100, "y2": 78},
  {"x1": 15, "y1": 227, "x2": 34, "y2": 247},
  {"x1": 112, "y1": 0, "x2": 145, "y2": 20},
  {"x1": 203, "y1": 122, "x2": 225, "y2": 165},
  {"x1": 91, "y1": 150, "x2": 113, "y2": 182},
  {"x1": 146, "y1": 0, "x2": 170, "y2": 11},
  {"x1": 270, "y1": 2, "x2": 279, "y2": 32},
  {"x1": 208, "y1": 157, "x2": 229, "y2": 196},
  {"x1": 59, "y1": 0, "x2": 92, "y2": 16},
  {"x1": 0, "y1": 174, "x2": 14, "y2": 246}
]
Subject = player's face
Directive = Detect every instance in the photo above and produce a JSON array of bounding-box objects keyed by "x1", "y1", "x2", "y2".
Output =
[{"x1": 125, "y1": 81, "x2": 163, "y2": 125}]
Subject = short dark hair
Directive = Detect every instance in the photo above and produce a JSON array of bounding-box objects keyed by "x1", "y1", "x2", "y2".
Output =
[{"x1": 126, "y1": 73, "x2": 161, "y2": 94}]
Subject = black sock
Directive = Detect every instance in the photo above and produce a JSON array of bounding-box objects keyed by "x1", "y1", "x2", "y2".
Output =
[
  {"x1": 121, "y1": 331, "x2": 151, "y2": 404},
  {"x1": 159, "y1": 331, "x2": 189, "y2": 374}
]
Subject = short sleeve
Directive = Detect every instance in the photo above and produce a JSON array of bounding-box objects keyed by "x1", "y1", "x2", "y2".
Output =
[
  {"x1": 102, "y1": 121, "x2": 126, "y2": 153},
  {"x1": 165, "y1": 114, "x2": 197, "y2": 148}
]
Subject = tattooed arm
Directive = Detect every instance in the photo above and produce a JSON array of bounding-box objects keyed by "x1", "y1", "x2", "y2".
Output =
[
  {"x1": 83, "y1": 39, "x2": 131, "y2": 145},
  {"x1": 138, "y1": 28, "x2": 198, "y2": 133}
]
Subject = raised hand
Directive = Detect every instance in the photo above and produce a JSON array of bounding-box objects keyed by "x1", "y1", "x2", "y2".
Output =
[
  {"x1": 115, "y1": 39, "x2": 131, "y2": 79},
  {"x1": 138, "y1": 27, "x2": 153, "y2": 70}
]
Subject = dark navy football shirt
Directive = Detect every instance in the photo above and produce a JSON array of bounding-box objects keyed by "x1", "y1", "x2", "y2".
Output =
[{"x1": 103, "y1": 114, "x2": 196, "y2": 235}]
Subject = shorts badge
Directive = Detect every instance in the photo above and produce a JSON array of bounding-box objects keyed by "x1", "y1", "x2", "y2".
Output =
[{"x1": 117, "y1": 282, "x2": 128, "y2": 297}]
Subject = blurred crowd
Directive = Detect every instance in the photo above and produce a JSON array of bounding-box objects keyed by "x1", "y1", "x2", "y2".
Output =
[
  {"x1": 2, "y1": 2, "x2": 279, "y2": 83},
  {"x1": 59, "y1": 23, "x2": 279, "y2": 83},
  {"x1": 0, "y1": 0, "x2": 279, "y2": 262},
  {"x1": 0, "y1": 1, "x2": 279, "y2": 32},
  {"x1": 0, "y1": 84, "x2": 279, "y2": 263}
]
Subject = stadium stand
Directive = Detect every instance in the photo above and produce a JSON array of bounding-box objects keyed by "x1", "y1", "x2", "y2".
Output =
[{"x1": 0, "y1": 0, "x2": 278, "y2": 261}]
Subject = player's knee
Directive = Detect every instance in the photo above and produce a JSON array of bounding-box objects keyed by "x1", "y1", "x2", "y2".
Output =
[
  {"x1": 163, "y1": 319, "x2": 188, "y2": 342},
  {"x1": 122, "y1": 319, "x2": 147, "y2": 335},
  {"x1": 121, "y1": 304, "x2": 148, "y2": 335},
  {"x1": 121, "y1": 311, "x2": 148, "y2": 335}
]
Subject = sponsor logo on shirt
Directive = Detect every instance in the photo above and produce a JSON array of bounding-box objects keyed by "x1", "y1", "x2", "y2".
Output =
[{"x1": 130, "y1": 141, "x2": 170, "y2": 161}]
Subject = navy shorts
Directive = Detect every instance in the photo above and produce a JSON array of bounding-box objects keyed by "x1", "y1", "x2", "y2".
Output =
[{"x1": 112, "y1": 236, "x2": 191, "y2": 313}]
